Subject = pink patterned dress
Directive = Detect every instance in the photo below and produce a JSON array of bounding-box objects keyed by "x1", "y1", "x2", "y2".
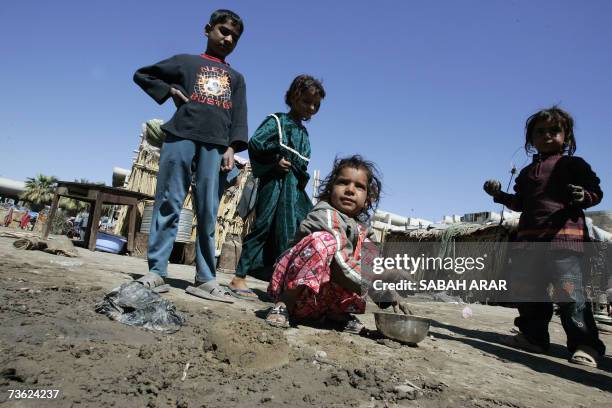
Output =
[{"x1": 267, "y1": 231, "x2": 367, "y2": 321}]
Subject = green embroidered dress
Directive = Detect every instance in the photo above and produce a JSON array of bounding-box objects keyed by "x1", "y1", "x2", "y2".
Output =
[{"x1": 235, "y1": 113, "x2": 313, "y2": 281}]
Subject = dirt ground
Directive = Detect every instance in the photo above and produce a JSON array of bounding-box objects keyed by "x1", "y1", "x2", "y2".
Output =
[{"x1": 0, "y1": 228, "x2": 610, "y2": 408}]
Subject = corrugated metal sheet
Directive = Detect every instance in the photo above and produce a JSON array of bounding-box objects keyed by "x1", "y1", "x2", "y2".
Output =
[{"x1": 140, "y1": 201, "x2": 193, "y2": 243}]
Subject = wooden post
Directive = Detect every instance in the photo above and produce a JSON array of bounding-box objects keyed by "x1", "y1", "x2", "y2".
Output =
[
  {"x1": 87, "y1": 193, "x2": 105, "y2": 251},
  {"x1": 42, "y1": 189, "x2": 60, "y2": 240},
  {"x1": 126, "y1": 198, "x2": 137, "y2": 253}
]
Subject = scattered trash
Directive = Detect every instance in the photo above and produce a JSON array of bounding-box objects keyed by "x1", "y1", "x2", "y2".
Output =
[
  {"x1": 461, "y1": 306, "x2": 473, "y2": 319},
  {"x1": 95, "y1": 281, "x2": 185, "y2": 333},
  {"x1": 432, "y1": 291, "x2": 464, "y2": 304},
  {"x1": 404, "y1": 379, "x2": 422, "y2": 391},
  {"x1": 13, "y1": 236, "x2": 78, "y2": 257},
  {"x1": 50, "y1": 259, "x2": 83, "y2": 267},
  {"x1": 181, "y1": 362, "x2": 190, "y2": 381}
]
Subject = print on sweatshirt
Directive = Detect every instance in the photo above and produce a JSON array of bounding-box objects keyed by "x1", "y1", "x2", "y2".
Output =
[{"x1": 191, "y1": 66, "x2": 232, "y2": 109}]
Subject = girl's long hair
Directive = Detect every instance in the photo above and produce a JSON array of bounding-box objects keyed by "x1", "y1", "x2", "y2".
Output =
[{"x1": 317, "y1": 155, "x2": 382, "y2": 220}]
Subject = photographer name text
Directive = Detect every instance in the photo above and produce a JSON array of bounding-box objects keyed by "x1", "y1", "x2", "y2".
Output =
[{"x1": 373, "y1": 279, "x2": 507, "y2": 292}]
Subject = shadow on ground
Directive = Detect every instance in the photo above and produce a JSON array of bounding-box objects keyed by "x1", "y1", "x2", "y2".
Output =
[{"x1": 430, "y1": 320, "x2": 612, "y2": 393}]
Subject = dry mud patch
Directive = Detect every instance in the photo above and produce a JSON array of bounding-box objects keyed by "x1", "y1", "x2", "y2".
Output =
[
  {"x1": 0, "y1": 257, "x2": 444, "y2": 407},
  {"x1": 0, "y1": 237, "x2": 610, "y2": 407}
]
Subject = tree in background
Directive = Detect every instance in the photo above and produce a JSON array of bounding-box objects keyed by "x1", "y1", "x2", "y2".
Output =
[
  {"x1": 59, "y1": 197, "x2": 88, "y2": 214},
  {"x1": 20, "y1": 174, "x2": 58, "y2": 211}
]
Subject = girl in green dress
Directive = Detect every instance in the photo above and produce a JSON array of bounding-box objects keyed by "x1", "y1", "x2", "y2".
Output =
[{"x1": 228, "y1": 75, "x2": 326, "y2": 298}]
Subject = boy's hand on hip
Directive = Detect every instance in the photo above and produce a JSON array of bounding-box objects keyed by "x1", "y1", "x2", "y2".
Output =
[
  {"x1": 169, "y1": 87, "x2": 189, "y2": 108},
  {"x1": 277, "y1": 157, "x2": 292, "y2": 173},
  {"x1": 221, "y1": 147, "x2": 235, "y2": 172},
  {"x1": 483, "y1": 180, "x2": 502, "y2": 197},
  {"x1": 567, "y1": 184, "x2": 585, "y2": 205}
]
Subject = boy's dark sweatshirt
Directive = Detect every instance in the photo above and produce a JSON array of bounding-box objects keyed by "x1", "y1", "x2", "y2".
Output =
[
  {"x1": 494, "y1": 153, "x2": 602, "y2": 252},
  {"x1": 134, "y1": 54, "x2": 248, "y2": 152}
]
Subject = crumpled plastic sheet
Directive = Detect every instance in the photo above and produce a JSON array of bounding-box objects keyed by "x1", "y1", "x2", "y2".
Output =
[{"x1": 95, "y1": 282, "x2": 185, "y2": 333}]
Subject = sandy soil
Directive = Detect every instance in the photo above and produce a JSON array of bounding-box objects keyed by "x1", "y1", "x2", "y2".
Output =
[{"x1": 0, "y1": 228, "x2": 610, "y2": 407}]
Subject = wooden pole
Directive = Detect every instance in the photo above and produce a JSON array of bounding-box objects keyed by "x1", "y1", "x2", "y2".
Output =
[{"x1": 42, "y1": 188, "x2": 60, "y2": 240}]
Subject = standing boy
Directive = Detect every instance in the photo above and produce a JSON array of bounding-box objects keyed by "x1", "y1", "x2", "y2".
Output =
[{"x1": 134, "y1": 9, "x2": 247, "y2": 303}]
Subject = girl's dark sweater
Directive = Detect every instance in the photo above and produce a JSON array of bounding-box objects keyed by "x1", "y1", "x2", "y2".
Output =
[{"x1": 494, "y1": 153, "x2": 603, "y2": 252}]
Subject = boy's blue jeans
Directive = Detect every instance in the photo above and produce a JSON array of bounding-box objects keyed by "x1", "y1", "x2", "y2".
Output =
[
  {"x1": 511, "y1": 250, "x2": 605, "y2": 356},
  {"x1": 147, "y1": 134, "x2": 238, "y2": 283}
]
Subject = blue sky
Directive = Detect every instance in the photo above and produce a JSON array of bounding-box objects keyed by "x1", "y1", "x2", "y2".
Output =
[{"x1": 1, "y1": 0, "x2": 611, "y2": 221}]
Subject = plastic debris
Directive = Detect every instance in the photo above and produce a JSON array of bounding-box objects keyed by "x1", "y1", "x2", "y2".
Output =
[
  {"x1": 95, "y1": 281, "x2": 185, "y2": 333},
  {"x1": 461, "y1": 306, "x2": 473, "y2": 319},
  {"x1": 49, "y1": 259, "x2": 83, "y2": 267}
]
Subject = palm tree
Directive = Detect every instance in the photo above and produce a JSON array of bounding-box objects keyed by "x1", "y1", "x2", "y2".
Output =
[{"x1": 20, "y1": 174, "x2": 58, "y2": 210}]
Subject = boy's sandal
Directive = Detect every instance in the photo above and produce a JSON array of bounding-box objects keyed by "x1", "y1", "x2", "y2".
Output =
[
  {"x1": 220, "y1": 283, "x2": 258, "y2": 301},
  {"x1": 501, "y1": 333, "x2": 546, "y2": 354},
  {"x1": 343, "y1": 315, "x2": 365, "y2": 335},
  {"x1": 570, "y1": 346, "x2": 599, "y2": 368},
  {"x1": 265, "y1": 304, "x2": 290, "y2": 328},
  {"x1": 185, "y1": 281, "x2": 235, "y2": 304},
  {"x1": 135, "y1": 272, "x2": 170, "y2": 293}
]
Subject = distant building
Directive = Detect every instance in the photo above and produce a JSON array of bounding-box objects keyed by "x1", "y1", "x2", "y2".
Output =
[
  {"x1": 371, "y1": 209, "x2": 433, "y2": 241},
  {"x1": 440, "y1": 210, "x2": 520, "y2": 225},
  {"x1": 0, "y1": 177, "x2": 25, "y2": 202}
]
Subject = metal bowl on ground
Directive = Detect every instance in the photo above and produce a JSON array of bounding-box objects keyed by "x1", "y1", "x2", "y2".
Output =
[{"x1": 374, "y1": 312, "x2": 430, "y2": 345}]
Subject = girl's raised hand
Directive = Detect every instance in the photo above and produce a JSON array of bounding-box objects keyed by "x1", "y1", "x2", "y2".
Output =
[
  {"x1": 483, "y1": 180, "x2": 502, "y2": 197},
  {"x1": 567, "y1": 184, "x2": 585, "y2": 205}
]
